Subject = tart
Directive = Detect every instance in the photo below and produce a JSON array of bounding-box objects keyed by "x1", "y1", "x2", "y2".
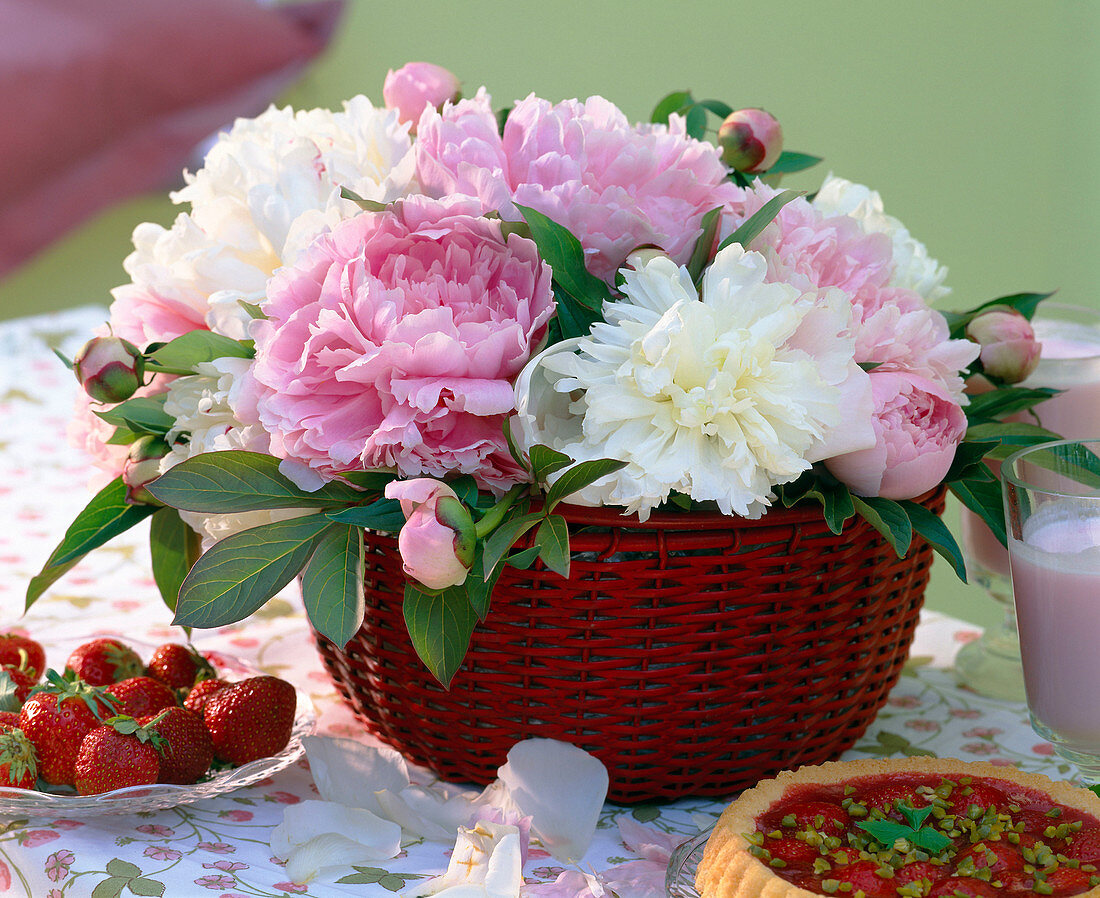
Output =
[{"x1": 696, "y1": 758, "x2": 1100, "y2": 898}]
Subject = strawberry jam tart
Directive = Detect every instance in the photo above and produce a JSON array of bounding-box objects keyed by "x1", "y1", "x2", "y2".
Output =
[{"x1": 696, "y1": 758, "x2": 1100, "y2": 898}]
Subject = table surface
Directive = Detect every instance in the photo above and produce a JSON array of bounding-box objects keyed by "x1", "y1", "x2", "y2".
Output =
[{"x1": 0, "y1": 307, "x2": 1087, "y2": 898}]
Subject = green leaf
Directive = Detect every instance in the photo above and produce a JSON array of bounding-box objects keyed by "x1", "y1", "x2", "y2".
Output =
[
  {"x1": 697, "y1": 98, "x2": 733, "y2": 118},
  {"x1": 910, "y1": 826, "x2": 954, "y2": 852},
  {"x1": 946, "y1": 440, "x2": 999, "y2": 482},
  {"x1": 335, "y1": 471, "x2": 396, "y2": 492},
  {"x1": 506, "y1": 545, "x2": 542, "y2": 569},
  {"x1": 684, "y1": 104, "x2": 707, "y2": 140},
  {"x1": 481, "y1": 512, "x2": 543, "y2": 578},
  {"x1": 852, "y1": 496, "x2": 912, "y2": 558},
  {"x1": 238, "y1": 300, "x2": 267, "y2": 320},
  {"x1": 778, "y1": 473, "x2": 855, "y2": 534},
  {"x1": 26, "y1": 478, "x2": 157, "y2": 609},
  {"x1": 650, "y1": 90, "x2": 693, "y2": 124},
  {"x1": 898, "y1": 802, "x2": 934, "y2": 830},
  {"x1": 717, "y1": 189, "x2": 804, "y2": 252},
  {"x1": 514, "y1": 204, "x2": 613, "y2": 313},
  {"x1": 965, "y1": 387, "x2": 1059, "y2": 423},
  {"x1": 173, "y1": 515, "x2": 331, "y2": 629},
  {"x1": 402, "y1": 583, "x2": 478, "y2": 687},
  {"x1": 301, "y1": 525, "x2": 364, "y2": 648},
  {"x1": 53, "y1": 347, "x2": 75, "y2": 370},
  {"x1": 147, "y1": 331, "x2": 251, "y2": 371},
  {"x1": 529, "y1": 444, "x2": 573, "y2": 483},
  {"x1": 951, "y1": 476, "x2": 1007, "y2": 549},
  {"x1": 544, "y1": 458, "x2": 628, "y2": 510},
  {"x1": 687, "y1": 206, "x2": 723, "y2": 285},
  {"x1": 464, "y1": 543, "x2": 503, "y2": 620},
  {"x1": 765, "y1": 151, "x2": 823, "y2": 175},
  {"x1": 548, "y1": 287, "x2": 604, "y2": 342},
  {"x1": 501, "y1": 417, "x2": 530, "y2": 472},
  {"x1": 148, "y1": 451, "x2": 365, "y2": 512},
  {"x1": 965, "y1": 421, "x2": 1065, "y2": 458},
  {"x1": 94, "y1": 396, "x2": 175, "y2": 435},
  {"x1": 149, "y1": 508, "x2": 201, "y2": 613},
  {"x1": 1012, "y1": 439, "x2": 1100, "y2": 488},
  {"x1": 127, "y1": 878, "x2": 165, "y2": 897},
  {"x1": 901, "y1": 499, "x2": 967, "y2": 581},
  {"x1": 535, "y1": 514, "x2": 570, "y2": 578},
  {"x1": 944, "y1": 291, "x2": 1055, "y2": 337},
  {"x1": 325, "y1": 497, "x2": 406, "y2": 532},
  {"x1": 339, "y1": 187, "x2": 387, "y2": 212}
]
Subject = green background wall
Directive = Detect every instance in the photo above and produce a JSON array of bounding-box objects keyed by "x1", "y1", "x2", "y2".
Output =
[{"x1": 3, "y1": 0, "x2": 1096, "y2": 628}]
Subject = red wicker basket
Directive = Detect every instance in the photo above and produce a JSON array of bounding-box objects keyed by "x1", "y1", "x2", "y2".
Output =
[{"x1": 312, "y1": 487, "x2": 945, "y2": 803}]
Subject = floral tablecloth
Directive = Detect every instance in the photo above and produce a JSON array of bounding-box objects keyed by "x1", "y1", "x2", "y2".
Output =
[{"x1": 0, "y1": 307, "x2": 1085, "y2": 898}]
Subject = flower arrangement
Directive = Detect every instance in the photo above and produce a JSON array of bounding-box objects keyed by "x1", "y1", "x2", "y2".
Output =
[{"x1": 31, "y1": 63, "x2": 1058, "y2": 687}]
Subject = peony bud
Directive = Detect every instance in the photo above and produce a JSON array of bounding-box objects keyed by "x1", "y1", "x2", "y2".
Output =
[
  {"x1": 965, "y1": 306, "x2": 1041, "y2": 384},
  {"x1": 717, "y1": 108, "x2": 783, "y2": 174},
  {"x1": 385, "y1": 479, "x2": 476, "y2": 590},
  {"x1": 383, "y1": 62, "x2": 461, "y2": 133},
  {"x1": 73, "y1": 335, "x2": 145, "y2": 404},
  {"x1": 122, "y1": 436, "x2": 171, "y2": 505}
]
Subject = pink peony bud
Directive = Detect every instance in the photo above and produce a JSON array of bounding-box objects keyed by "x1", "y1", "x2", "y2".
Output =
[
  {"x1": 122, "y1": 436, "x2": 170, "y2": 505},
  {"x1": 717, "y1": 108, "x2": 784, "y2": 174},
  {"x1": 965, "y1": 306, "x2": 1041, "y2": 384},
  {"x1": 383, "y1": 62, "x2": 461, "y2": 132},
  {"x1": 385, "y1": 479, "x2": 476, "y2": 590},
  {"x1": 73, "y1": 336, "x2": 145, "y2": 404}
]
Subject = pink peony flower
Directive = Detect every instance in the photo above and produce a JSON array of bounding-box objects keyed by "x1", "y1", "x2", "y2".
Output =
[
  {"x1": 386, "y1": 479, "x2": 475, "y2": 590},
  {"x1": 416, "y1": 91, "x2": 739, "y2": 282},
  {"x1": 383, "y1": 62, "x2": 461, "y2": 131},
  {"x1": 717, "y1": 108, "x2": 784, "y2": 173},
  {"x1": 73, "y1": 335, "x2": 144, "y2": 404},
  {"x1": 966, "y1": 306, "x2": 1041, "y2": 383},
  {"x1": 825, "y1": 370, "x2": 967, "y2": 499},
  {"x1": 242, "y1": 195, "x2": 555, "y2": 491}
]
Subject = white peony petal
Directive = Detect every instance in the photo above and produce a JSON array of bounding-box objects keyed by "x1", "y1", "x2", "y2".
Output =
[
  {"x1": 302, "y1": 736, "x2": 411, "y2": 816},
  {"x1": 480, "y1": 831, "x2": 524, "y2": 898},
  {"x1": 404, "y1": 822, "x2": 522, "y2": 898},
  {"x1": 270, "y1": 800, "x2": 401, "y2": 883},
  {"x1": 375, "y1": 789, "x2": 463, "y2": 843},
  {"x1": 494, "y1": 739, "x2": 608, "y2": 863}
]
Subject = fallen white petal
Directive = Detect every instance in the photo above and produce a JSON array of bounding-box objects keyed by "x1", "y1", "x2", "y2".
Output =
[
  {"x1": 481, "y1": 831, "x2": 523, "y2": 897},
  {"x1": 376, "y1": 788, "x2": 460, "y2": 843},
  {"x1": 284, "y1": 832, "x2": 396, "y2": 885},
  {"x1": 404, "y1": 822, "x2": 522, "y2": 898},
  {"x1": 270, "y1": 800, "x2": 401, "y2": 882},
  {"x1": 302, "y1": 735, "x2": 410, "y2": 816},
  {"x1": 495, "y1": 739, "x2": 608, "y2": 863}
]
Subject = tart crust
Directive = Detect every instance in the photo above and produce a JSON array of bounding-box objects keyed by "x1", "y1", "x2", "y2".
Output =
[{"x1": 695, "y1": 757, "x2": 1100, "y2": 898}]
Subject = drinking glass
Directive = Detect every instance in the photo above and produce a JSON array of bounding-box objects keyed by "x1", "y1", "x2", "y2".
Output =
[
  {"x1": 956, "y1": 303, "x2": 1100, "y2": 700},
  {"x1": 1003, "y1": 439, "x2": 1100, "y2": 781}
]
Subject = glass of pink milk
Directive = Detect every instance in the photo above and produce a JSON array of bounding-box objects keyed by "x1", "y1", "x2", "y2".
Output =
[
  {"x1": 957, "y1": 303, "x2": 1100, "y2": 700},
  {"x1": 1003, "y1": 439, "x2": 1100, "y2": 781}
]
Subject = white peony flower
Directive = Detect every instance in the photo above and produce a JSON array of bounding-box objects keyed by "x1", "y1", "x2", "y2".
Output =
[
  {"x1": 812, "y1": 174, "x2": 950, "y2": 303},
  {"x1": 513, "y1": 246, "x2": 875, "y2": 520},
  {"x1": 404, "y1": 822, "x2": 524, "y2": 898}
]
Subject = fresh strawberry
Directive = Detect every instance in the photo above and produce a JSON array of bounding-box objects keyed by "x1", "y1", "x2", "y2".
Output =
[
  {"x1": 765, "y1": 834, "x2": 821, "y2": 867},
  {"x1": 777, "y1": 799, "x2": 850, "y2": 833},
  {"x1": 183, "y1": 678, "x2": 229, "y2": 715},
  {"x1": 0, "y1": 633, "x2": 45, "y2": 681},
  {"x1": 945, "y1": 782, "x2": 1007, "y2": 817},
  {"x1": 834, "y1": 859, "x2": 899, "y2": 898},
  {"x1": 105, "y1": 676, "x2": 178, "y2": 719},
  {"x1": 896, "y1": 860, "x2": 946, "y2": 890},
  {"x1": 955, "y1": 840, "x2": 1026, "y2": 878},
  {"x1": 858, "y1": 784, "x2": 930, "y2": 814},
  {"x1": 146, "y1": 643, "x2": 215, "y2": 691},
  {"x1": 0, "y1": 664, "x2": 37, "y2": 703},
  {"x1": 73, "y1": 716, "x2": 163, "y2": 795},
  {"x1": 65, "y1": 637, "x2": 143, "y2": 686},
  {"x1": 929, "y1": 877, "x2": 1000, "y2": 897},
  {"x1": 0, "y1": 727, "x2": 38, "y2": 789},
  {"x1": 0, "y1": 711, "x2": 20, "y2": 730},
  {"x1": 140, "y1": 707, "x2": 213, "y2": 784},
  {"x1": 17, "y1": 672, "x2": 118, "y2": 785},
  {"x1": 1062, "y1": 825, "x2": 1100, "y2": 863},
  {"x1": 203, "y1": 676, "x2": 296, "y2": 766},
  {"x1": 1040, "y1": 867, "x2": 1097, "y2": 898}
]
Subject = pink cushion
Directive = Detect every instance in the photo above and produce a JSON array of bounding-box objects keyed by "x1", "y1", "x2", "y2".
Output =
[{"x1": 0, "y1": 0, "x2": 343, "y2": 276}]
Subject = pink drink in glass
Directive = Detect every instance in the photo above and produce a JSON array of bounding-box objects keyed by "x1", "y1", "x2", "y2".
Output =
[{"x1": 1009, "y1": 508, "x2": 1100, "y2": 748}]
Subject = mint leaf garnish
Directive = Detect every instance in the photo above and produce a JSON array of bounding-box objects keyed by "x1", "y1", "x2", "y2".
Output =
[
  {"x1": 899, "y1": 803, "x2": 934, "y2": 829},
  {"x1": 856, "y1": 802, "x2": 953, "y2": 854}
]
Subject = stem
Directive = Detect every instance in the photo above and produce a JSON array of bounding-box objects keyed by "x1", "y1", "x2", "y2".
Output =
[{"x1": 474, "y1": 485, "x2": 527, "y2": 539}]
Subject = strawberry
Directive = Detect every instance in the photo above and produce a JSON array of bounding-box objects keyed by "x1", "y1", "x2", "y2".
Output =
[
  {"x1": 955, "y1": 840, "x2": 1026, "y2": 878},
  {"x1": 140, "y1": 707, "x2": 213, "y2": 784},
  {"x1": 834, "y1": 859, "x2": 899, "y2": 898},
  {"x1": 928, "y1": 877, "x2": 1000, "y2": 897},
  {"x1": 0, "y1": 711, "x2": 20, "y2": 730},
  {"x1": 17, "y1": 672, "x2": 118, "y2": 785},
  {"x1": 859, "y1": 784, "x2": 930, "y2": 814},
  {"x1": 183, "y1": 678, "x2": 229, "y2": 715},
  {"x1": 105, "y1": 676, "x2": 178, "y2": 719},
  {"x1": 0, "y1": 633, "x2": 45, "y2": 681},
  {"x1": 778, "y1": 799, "x2": 850, "y2": 833},
  {"x1": 1062, "y1": 825, "x2": 1100, "y2": 863},
  {"x1": 146, "y1": 643, "x2": 215, "y2": 691},
  {"x1": 0, "y1": 664, "x2": 37, "y2": 704},
  {"x1": 896, "y1": 860, "x2": 947, "y2": 890},
  {"x1": 65, "y1": 637, "x2": 143, "y2": 686},
  {"x1": 765, "y1": 834, "x2": 822, "y2": 867},
  {"x1": 73, "y1": 716, "x2": 163, "y2": 795},
  {"x1": 945, "y1": 782, "x2": 1007, "y2": 817},
  {"x1": 203, "y1": 676, "x2": 296, "y2": 766},
  {"x1": 0, "y1": 727, "x2": 37, "y2": 789}
]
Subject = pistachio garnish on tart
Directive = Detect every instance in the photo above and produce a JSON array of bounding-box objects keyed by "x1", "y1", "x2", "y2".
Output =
[{"x1": 696, "y1": 758, "x2": 1100, "y2": 898}]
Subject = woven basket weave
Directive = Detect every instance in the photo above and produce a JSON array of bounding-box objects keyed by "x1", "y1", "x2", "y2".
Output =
[{"x1": 313, "y1": 487, "x2": 945, "y2": 803}]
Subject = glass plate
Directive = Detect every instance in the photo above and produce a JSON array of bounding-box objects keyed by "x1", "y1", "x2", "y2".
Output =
[
  {"x1": 0, "y1": 641, "x2": 316, "y2": 817},
  {"x1": 665, "y1": 825, "x2": 713, "y2": 898}
]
